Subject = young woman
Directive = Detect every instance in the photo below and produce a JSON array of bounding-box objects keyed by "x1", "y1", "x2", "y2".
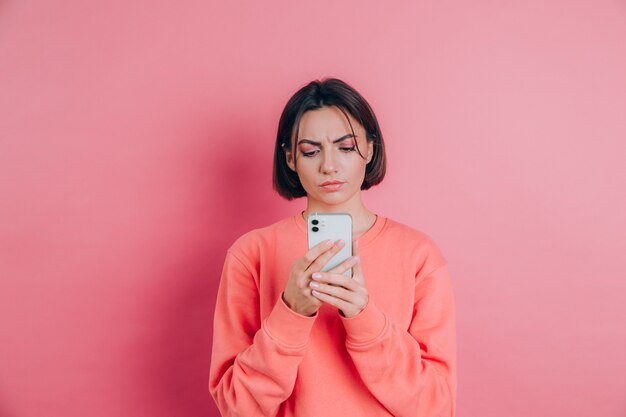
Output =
[{"x1": 209, "y1": 78, "x2": 457, "y2": 417}]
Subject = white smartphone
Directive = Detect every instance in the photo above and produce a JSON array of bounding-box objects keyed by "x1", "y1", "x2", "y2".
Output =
[{"x1": 307, "y1": 212, "x2": 353, "y2": 277}]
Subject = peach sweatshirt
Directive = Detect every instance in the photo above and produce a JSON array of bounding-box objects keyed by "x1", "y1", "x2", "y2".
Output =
[{"x1": 209, "y1": 214, "x2": 457, "y2": 417}]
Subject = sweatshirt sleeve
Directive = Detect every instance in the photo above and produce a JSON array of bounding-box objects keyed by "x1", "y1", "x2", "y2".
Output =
[
  {"x1": 340, "y1": 263, "x2": 457, "y2": 417},
  {"x1": 209, "y1": 250, "x2": 316, "y2": 417}
]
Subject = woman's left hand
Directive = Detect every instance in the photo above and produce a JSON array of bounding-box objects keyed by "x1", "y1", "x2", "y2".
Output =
[{"x1": 309, "y1": 240, "x2": 368, "y2": 318}]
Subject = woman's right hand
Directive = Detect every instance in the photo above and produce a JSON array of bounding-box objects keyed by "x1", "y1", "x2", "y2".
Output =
[{"x1": 282, "y1": 239, "x2": 345, "y2": 317}]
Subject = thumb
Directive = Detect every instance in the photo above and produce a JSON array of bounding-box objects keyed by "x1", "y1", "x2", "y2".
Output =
[{"x1": 352, "y1": 240, "x2": 365, "y2": 284}]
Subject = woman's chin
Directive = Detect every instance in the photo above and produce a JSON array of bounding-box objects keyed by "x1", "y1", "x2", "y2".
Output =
[{"x1": 307, "y1": 190, "x2": 357, "y2": 208}]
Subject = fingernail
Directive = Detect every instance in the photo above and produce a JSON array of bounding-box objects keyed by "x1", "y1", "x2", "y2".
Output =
[
  {"x1": 309, "y1": 282, "x2": 320, "y2": 289},
  {"x1": 325, "y1": 240, "x2": 333, "y2": 246},
  {"x1": 312, "y1": 272, "x2": 322, "y2": 279},
  {"x1": 336, "y1": 240, "x2": 345, "y2": 247}
]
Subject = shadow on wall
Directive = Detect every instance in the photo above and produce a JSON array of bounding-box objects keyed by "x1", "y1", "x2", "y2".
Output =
[{"x1": 137, "y1": 119, "x2": 274, "y2": 416}]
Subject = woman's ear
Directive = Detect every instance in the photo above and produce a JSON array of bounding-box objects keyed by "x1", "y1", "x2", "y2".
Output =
[
  {"x1": 366, "y1": 141, "x2": 374, "y2": 164},
  {"x1": 284, "y1": 146, "x2": 296, "y2": 171}
]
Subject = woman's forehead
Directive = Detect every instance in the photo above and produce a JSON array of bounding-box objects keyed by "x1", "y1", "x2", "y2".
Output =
[{"x1": 296, "y1": 106, "x2": 363, "y2": 140}]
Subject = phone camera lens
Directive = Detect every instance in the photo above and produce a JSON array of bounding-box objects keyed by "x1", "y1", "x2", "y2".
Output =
[
  {"x1": 312, "y1": 226, "x2": 319, "y2": 232},
  {"x1": 312, "y1": 219, "x2": 319, "y2": 225}
]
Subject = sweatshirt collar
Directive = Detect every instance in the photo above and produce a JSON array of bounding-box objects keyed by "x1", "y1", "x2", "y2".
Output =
[{"x1": 293, "y1": 211, "x2": 386, "y2": 248}]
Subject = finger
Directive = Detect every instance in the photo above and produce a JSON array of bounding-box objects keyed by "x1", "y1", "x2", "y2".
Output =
[
  {"x1": 311, "y1": 290, "x2": 353, "y2": 312},
  {"x1": 328, "y1": 255, "x2": 358, "y2": 275},
  {"x1": 309, "y1": 280, "x2": 358, "y2": 303},
  {"x1": 305, "y1": 239, "x2": 346, "y2": 273},
  {"x1": 296, "y1": 239, "x2": 335, "y2": 271},
  {"x1": 297, "y1": 241, "x2": 345, "y2": 288},
  {"x1": 353, "y1": 239, "x2": 359, "y2": 257},
  {"x1": 352, "y1": 258, "x2": 365, "y2": 285},
  {"x1": 352, "y1": 240, "x2": 365, "y2": 285},
  {"x1": 311, "y1": 271, "x2": 359, "y2": 291}
]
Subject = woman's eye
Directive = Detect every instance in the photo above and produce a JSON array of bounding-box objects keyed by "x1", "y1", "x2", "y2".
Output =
[
  {"x1": 302, "y1": 149, "x2": 320, "y2": 157},
  {"x1": 300, "y1": 146, "x2": 354, "y2": 157}
]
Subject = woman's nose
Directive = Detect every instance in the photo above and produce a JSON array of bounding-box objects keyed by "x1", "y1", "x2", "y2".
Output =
[{"x1": 320, "y1": 149, "x2": 337, "y2": 173}]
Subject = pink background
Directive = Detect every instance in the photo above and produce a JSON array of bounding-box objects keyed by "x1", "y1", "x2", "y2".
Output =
[{"x1": 1, "y1": 1, "x2": 625, "y2": 416}]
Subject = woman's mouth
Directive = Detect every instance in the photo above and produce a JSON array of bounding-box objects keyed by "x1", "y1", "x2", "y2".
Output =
[{"x1": 320, "y1": 180, "x2": 345, "y2": 192}]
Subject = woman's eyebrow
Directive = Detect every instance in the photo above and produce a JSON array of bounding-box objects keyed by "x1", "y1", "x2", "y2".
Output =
[{"x1": 297, "y1": 134, "x2": 355, "y2": 146}]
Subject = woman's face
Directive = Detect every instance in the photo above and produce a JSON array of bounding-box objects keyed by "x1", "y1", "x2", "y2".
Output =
[{"x1": 285, "y1": 106, "x2": 373, "y2": 208}]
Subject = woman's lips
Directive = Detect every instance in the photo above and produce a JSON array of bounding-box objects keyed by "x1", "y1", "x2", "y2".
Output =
[{"x1": 320, "y1": 181, "x2": 345, "y2": 192}]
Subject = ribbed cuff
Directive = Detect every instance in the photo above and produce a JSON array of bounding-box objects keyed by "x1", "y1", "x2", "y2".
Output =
[
  {"x1": 340, "y1": 299, "x2": 388, "y2": 346},
  {"x1": 263, "y1": 294, "x2": 317, "y2": 348}
]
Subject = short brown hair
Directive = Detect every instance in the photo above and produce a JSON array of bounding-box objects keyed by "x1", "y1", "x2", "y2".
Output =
[{"x1": 272, "y1": 78, "x2": 387, "y2": 200}]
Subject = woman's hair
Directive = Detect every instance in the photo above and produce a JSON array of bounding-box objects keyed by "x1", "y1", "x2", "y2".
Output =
[{"x1": 272, "y1": 77, "x2": 387, "y2": 200}]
